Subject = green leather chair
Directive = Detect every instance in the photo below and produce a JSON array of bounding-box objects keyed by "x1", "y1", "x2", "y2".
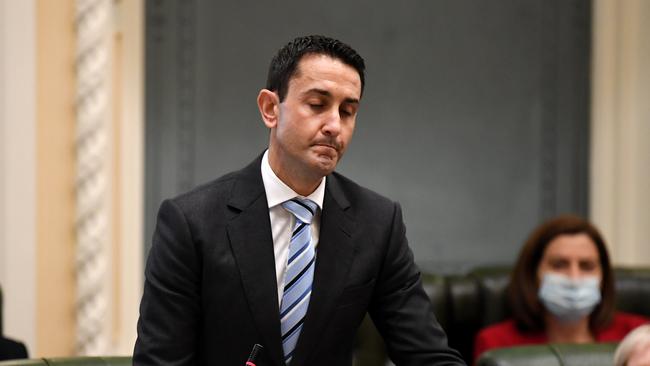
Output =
[
  {"x1": 0, "y1": 357, "x2": 131, "y2": 366},
  {"x1": 476, "y1": 343, "x2": 618, "y2": 366},
  {"x1": 0, "y1": 361, "x2": 45, "y2": 366},
  {"x1": 445, "y1": 266, "x2": 512, "y2": 363}
]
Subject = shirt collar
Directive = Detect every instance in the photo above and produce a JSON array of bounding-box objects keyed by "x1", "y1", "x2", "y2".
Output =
[{"x1": 261, "y1": 150, "x2": 326, "y2": 210}]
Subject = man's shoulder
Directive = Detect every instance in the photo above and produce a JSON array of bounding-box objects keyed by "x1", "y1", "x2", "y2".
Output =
[
  {"x1": 328, "y1": 171, "x2": 396, "y2": 210},
  {"x1": 167, "y1": 158, "x2": 261, "y2": 211},
  {"x1": 172, "y1": 170, "x2": 239, "y2": 204}
]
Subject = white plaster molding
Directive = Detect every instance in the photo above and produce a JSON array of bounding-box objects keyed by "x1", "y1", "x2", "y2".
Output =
[{"x1": 74, "y1": 0, "x2": 113, "y2": 355}]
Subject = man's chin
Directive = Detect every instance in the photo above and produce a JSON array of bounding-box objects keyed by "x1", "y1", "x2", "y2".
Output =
[{"x1": 311, "y1": 155, "x2": 339, "y2": 175}]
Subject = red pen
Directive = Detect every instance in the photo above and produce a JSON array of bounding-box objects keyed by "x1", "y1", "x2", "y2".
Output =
[{"x1": 245, "y1": 344, "x2": 264, "y2": 366}]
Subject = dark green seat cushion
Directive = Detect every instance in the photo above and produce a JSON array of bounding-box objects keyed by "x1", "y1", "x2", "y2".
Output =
[{"x1": 477, "y1": 343, "x2": 617, "y2": 366}]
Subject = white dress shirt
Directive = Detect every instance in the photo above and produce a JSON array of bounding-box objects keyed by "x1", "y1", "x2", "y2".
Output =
[{"x1": 260, "y1": 150, "x2": 325, "y2": 306}]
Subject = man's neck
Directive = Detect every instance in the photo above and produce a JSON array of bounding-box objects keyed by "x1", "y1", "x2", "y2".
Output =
[
  {"x1": 278, "y1": 173, "x2": 321, "y2": 196},
  {"x1": 267, "y1": 151, "x2": 324, "y2": 196}
]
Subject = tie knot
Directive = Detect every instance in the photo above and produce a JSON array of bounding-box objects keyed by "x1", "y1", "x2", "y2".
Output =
[{"x1": 282, "y1": 198, "x2": 318, "y2": 224}]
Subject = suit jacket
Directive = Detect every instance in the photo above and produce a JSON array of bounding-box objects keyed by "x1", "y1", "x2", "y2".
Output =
[{"x1": 134, "y1": 155, "x2": 464, "y2": 366}]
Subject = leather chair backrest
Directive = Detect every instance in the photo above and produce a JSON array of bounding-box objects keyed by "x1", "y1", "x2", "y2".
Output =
[
  {"x1": 446, "y1": 266, "x2": 511, "y2": 363},
  {"x1": 476, "y1": 343, "x2": 617, "y2": 366},
  {"x1": 614, "y1": 268, "x2": 650, "y2": 318}
]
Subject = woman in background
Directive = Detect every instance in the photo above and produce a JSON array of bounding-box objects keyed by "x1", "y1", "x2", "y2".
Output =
[{"x1": 473, "y1": 215, "x2": 648, "y2": 362}]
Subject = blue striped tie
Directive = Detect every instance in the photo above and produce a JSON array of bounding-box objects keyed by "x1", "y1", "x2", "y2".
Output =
[{"x1": 280, "y1": 198, "x2": 318, "y2": 364}]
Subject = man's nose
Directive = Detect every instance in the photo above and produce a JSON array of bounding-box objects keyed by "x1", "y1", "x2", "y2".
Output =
[{"x1": 322, "y1": 110, "x2": 342, "y2": 136}]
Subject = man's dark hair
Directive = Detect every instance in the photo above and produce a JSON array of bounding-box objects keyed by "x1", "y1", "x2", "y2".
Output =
[
  {"x1": 266, "y1": 35, "x2": 365, "y2": 101},
  {"x1": 507, "y1": 215, "x2": 616, "y2": 333}
]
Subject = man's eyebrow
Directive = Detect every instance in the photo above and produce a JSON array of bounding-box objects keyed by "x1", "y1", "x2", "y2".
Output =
[
  {"x1": 303, "y1": 88, "x2": 360, "y2": 104},
  {"x1": 344, "y1": 97, "x2": 360, "y2": 105}
]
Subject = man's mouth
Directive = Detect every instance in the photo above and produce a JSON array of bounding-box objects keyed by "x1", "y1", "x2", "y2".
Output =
[{"x1": 313, "y1": 141, "x2": 340, "y2": 152}]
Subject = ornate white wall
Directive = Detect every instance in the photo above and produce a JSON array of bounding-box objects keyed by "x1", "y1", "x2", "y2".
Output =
[{"x1": 0, "y1": 0, "x2": 143, "y2": 356}]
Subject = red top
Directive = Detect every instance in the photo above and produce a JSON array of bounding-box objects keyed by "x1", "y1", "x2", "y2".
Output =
[{"x1": 473, "y1": 312, "x2": 649, "y2": 363}]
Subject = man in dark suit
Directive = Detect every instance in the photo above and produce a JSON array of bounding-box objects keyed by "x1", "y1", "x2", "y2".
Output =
[{"x1": 134, "y1": 35, "x2": 464, "y2": 366}]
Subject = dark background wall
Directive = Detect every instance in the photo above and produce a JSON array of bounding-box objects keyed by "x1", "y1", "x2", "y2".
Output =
[{"x1": 145, "y1": 0, "x2": 591, "y2": 273}]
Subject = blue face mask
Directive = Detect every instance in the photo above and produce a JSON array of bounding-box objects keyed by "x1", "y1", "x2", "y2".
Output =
[{"x1": 538, "y1": 272, "x2": 602, "y2": 323}]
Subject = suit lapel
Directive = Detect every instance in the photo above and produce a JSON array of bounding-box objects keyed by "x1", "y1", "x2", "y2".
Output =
[
  {"x1": 226, "y1": 157, "x2": 285, "y2": 366},
  {"x1": 290, "y1": 174, "x2": 356, "y2": 366}
]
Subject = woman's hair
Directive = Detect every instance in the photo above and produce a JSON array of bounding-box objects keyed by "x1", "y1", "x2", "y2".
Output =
[
  {"x1": 614, "y1": 324, "x2": 650, "y2": 366},
  {"x1": 507, "y1": 215, "x2": 616, "y2": 332}
]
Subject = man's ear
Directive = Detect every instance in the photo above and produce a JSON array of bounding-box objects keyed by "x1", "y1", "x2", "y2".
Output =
[{"x1": 257, "y1": 89, "x2": 280, "y2": 128}]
